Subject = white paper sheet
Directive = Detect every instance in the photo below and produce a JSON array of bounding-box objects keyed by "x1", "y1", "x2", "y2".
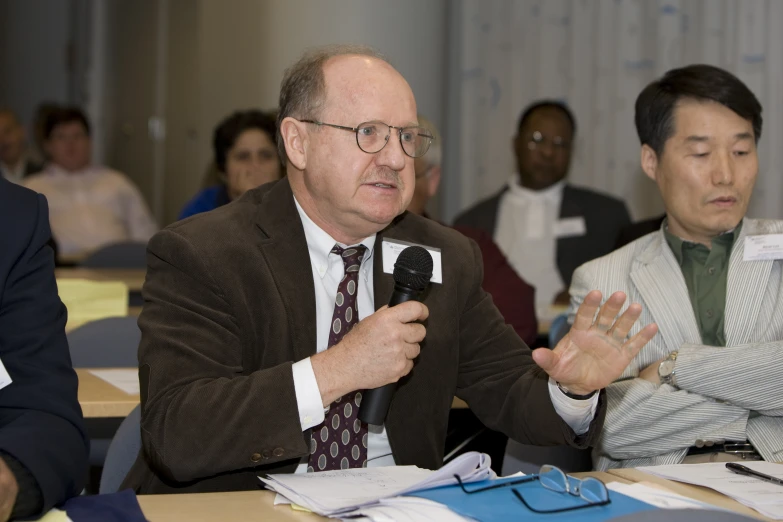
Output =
[
  {"x1": 607, "y1": 482, "x2": 724, "y2": 511},
  {"x1": 260, "y1": 451, "x2": 494, "y2": 516},
  {"x1": 638, "y1": 461, "x2": 783, "y2": 520},
  {"x1": 88, "y1": 369, "x2": 140, "y2": 395}
]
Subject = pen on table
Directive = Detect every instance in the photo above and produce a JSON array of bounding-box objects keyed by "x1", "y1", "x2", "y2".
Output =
[{"x1": 725, "y1": 462, "x2": 783, "y2": 486}]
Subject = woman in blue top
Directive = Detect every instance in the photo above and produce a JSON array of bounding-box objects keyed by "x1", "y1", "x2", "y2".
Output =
[{"x1": 179, "y1": 110, "x2": 283, "y2": 219}]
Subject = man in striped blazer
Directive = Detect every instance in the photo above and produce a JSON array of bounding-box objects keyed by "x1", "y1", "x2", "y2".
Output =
[{"x1": 569, "y1": 64, "x2": 783, "y2": 469}]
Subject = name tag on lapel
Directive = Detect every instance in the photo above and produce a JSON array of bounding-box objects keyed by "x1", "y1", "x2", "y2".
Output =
[
  {"x1": 744, "y1": 234, "x2": 783, "y2": 261},
  {"x1": 382, "y1": 239, "x2": 443, "y2": 284},
  {"x1": 554, "y1": 216, "x2": 587, "y2": 238}
]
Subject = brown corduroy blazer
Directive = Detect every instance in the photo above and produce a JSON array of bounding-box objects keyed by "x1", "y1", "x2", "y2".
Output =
[{"x1": 122, "y1": 178, "x2": 606, "y2": 494}]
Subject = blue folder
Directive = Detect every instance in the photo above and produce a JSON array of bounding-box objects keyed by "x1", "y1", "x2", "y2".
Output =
[{"x1": 409, "y1": 476, "x2": 659, "y2": 521}]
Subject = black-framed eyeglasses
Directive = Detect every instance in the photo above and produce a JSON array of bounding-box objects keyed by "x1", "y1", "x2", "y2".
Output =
[
  {"x1": 455, "y1": 464, "x2": 611, "y2": 514},
  {"x1": 300, "y1": 120, "x2": 434, "y2": 158}
]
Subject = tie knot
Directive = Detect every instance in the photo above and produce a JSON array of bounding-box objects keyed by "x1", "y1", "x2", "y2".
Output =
[{"x1": 331, "y1": 245, "x2": 368, "y2": 273}]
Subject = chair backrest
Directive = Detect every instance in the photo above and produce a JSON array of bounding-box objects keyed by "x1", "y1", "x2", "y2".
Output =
[
  {"x1": 548, "y1": 313, "x2": 570, "y2": 348},
  {"x1": 67, "y1": 316, "x2": 140, "y2": 367},
  {"x1": 99, "y1": 404, "x2": 142, "y2": 494},
  {"x1": 80, "y1": 242, "x2": 148, "y2": 269}
]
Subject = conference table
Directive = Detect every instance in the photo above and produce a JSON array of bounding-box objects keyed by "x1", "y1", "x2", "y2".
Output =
[
  {"x1": 137, "y1": 473, "x2": 628, "y2": 522},
  {"x1": 135, "y1": 467, "x2": 774, "y2": 521},
  {"x1": 55, "y1": 268, "x2": 147, "y2": 292}
]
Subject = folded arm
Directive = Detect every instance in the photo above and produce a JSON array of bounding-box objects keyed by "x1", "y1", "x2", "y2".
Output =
[
  {"x1": 138, "y1": 229, "x2": 308, "y2": 484},
  {"x1": 675, "y1": 342, "x2": 783, "y2": 416},
  {"x1": 599, "y1": 378, "x2": 748, "y2": 460}
]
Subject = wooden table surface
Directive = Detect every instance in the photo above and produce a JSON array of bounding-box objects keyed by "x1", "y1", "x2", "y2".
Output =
[
  {"x1": 137, "y1": 472, "x2": 631, "y2": 522},
  {"x1": 607, "y1": 467, "x2": 769, "y2": 521},
  {"x1": 55, "y1": 268, "x2": 146, "y2": 292},
  {"x1": 76, "y1": 368, "x2": 139, "y2": 419}
]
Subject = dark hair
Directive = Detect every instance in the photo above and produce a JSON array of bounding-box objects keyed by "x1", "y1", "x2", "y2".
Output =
[
  {"x1": 517, "y1": 100, "x2": 577, "y2": 136},
  {"x1": 635, "y1": 64, "x2": 763, "y2": 155},
  {"x1": 277, "y1": 44, "x2": 388, "y2": 163},
  {"x1": 44, "y1": 106, "x2": 90, "y2": 139},
  {"x1": 213, "y1": 110, "x2": 278, "y2": 173}
]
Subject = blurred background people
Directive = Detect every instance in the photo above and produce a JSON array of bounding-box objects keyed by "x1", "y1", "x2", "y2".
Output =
[
  {"x1": 0, "y1": 109, "x2": 42, "y2": 184},
  {"x1": 22, "y1": 107, "x2": 158, "y2": 258},
  {"x1": 454, "y1": 100, "x2": 631, "y2": 314},
  {"x1": 411, "y1": 115, "x2": 538, "y2": 347},
  {"x1": 179, "y1": 109, "x2": 283, "y2": 219}
]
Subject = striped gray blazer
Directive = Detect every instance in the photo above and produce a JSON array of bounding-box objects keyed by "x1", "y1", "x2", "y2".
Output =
[{"x1": 568, "y1": 218, "x2": 783, "y2": 470}]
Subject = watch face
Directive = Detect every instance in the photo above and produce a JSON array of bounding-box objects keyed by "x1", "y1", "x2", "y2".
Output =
[{"x1": 659, "y1": 359, "x2": 676, "y2": 377}]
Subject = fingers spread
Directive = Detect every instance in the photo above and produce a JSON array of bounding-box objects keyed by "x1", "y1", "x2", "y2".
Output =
[
  {"x1": 594, "y1": 291, "x2": 627, "y2": 331},
  {"x1": 622, "y1": 323, "x2": 659, "y2": 360},
  {"x1": 572, "y1": 290, "x2": 602, "y2": 330},
  {"x1": 607, "y1": 302, "x2": 642, "y2": 341}
]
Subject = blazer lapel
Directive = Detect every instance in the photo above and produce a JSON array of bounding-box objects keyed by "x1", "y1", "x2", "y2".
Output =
[
  {"x1": 724, "y1": 220, "x2": 774, "y2": 345},
  {"x1": 630, "y1": 232, "x2": 702, "y2": 350},
  {"x1": 254, "y1": 179, "x2": 318, "y2": 362}
]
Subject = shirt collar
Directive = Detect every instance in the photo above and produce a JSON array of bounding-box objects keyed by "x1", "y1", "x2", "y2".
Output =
[
  {"x1": 506, "y1": 175, "x2": 565, "y2": 203},
  {"x1": 293, "y1": 196, "x2": 376, "y2": 279},
  {"x1": 664, "y1": 218, "x2": 742, "y2": 266}
]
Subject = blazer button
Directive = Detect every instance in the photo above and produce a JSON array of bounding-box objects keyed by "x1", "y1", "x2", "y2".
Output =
[
  {"x1": 251, "y1": 453, "x2": 262, "y2": 463},
  {"x1": 262, "y1": 450, "x2": 272, "y2": 460},
  {"x1": 695, "y1": 439, "x2": 704, "y2": 448},
  {"x1": 273, "y1": 447, "x2": 285, "y2": 457}
]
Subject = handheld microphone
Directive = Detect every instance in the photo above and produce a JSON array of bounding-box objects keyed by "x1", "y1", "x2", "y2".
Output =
[{"x1": 358, "y1": 245, "x2": 433, "y2": 425}]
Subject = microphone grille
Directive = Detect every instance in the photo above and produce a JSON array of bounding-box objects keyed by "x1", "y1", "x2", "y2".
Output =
[{"x1": 393, "y1": 246, "x2": 433, "y2": 291}]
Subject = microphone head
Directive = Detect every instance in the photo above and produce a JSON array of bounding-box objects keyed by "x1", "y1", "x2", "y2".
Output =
[{"x1": 393, "y1": 246, "x2": 433, "y2": 291}]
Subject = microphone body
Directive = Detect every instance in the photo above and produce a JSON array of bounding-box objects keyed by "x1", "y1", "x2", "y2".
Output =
[{"x1": 358, "y1": 246, "x2": 433, "y2": 425}]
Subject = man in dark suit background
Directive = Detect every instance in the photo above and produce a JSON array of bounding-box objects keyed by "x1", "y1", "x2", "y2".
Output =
[
  {"x1": 124, "y1": 45, "x2": 657, "y2": 494},
  {"x1": 454, "y1": 101, "x2": 631, "y2": 309},
  {"x1": 0, "y1": 177, "x2": 88, "y2": 520},
  {"x1": 409, "y1": 115, "x2": 538, "y2": 347},
  {"x1": 0, "y1": 110, "x2": 43, "y2": 183}
]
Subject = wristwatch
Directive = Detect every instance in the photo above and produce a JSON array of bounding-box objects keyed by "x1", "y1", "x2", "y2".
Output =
[{"x1": 658, "y1": 351, "x2": 678, "y2": 386}]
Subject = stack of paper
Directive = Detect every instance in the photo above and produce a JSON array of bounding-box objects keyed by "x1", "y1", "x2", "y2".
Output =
[
  {"x1": 638, "y1": 461, "x2": 783, "y2": 520},
  {"x1": 259, "y1": 451, "x2": 494, "y2": 517}
]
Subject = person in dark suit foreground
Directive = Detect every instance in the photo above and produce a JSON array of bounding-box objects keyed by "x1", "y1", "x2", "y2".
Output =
[
  {"x1": 124, "y1": 45, "x2": 657, "y2": 493},
  {"x1": 454, "y1": 101, "x2": 631, "y2": 308},
  {"x1": 0, "y1": 177, "x2": 88, "y2": 519}
]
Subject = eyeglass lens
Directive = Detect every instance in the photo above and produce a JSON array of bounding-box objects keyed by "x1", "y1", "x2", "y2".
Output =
[{"x1": 356, "y1": 122, "x2": 431, "y2": 158}]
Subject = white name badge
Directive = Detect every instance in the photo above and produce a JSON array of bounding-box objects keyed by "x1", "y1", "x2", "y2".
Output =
[
  {"x1": 382, "y1": 239, "x2": 443, "y2": 284},
  {"x1": 554, "y1": 216, "x2": 587, "y2": 238},
  {"x1": 744, "y1": 234, "x2": 783, "y2": 261},
  {"x1": 0, "y1": 358, "x2": 12, "y2": 391}
]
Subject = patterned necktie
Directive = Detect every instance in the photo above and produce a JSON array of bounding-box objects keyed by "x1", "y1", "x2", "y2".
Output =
[{"x1": 308, "y1": 244, "x2": 369, "y2": 472}]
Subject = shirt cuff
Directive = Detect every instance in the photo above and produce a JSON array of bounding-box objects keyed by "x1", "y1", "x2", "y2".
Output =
[
  {"x1": 547, "y1": 377, "x2": 599, "y2": 435},
  {"x1": 292, "y1": 358, "x2": 326, "y2": 431}
]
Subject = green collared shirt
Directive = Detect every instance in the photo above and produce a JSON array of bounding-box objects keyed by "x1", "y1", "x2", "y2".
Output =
[{"x1": 664, "y1": 221, "x2": 742, "y2": 347}]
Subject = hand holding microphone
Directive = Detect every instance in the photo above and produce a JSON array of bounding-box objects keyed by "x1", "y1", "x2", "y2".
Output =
[{"x1": 359, "y1": 246, "x2": 433, "y2": 425}]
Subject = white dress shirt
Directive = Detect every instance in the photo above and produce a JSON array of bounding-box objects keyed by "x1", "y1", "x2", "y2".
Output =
[
  {"x1": 22, "y1": 164, "x2": 158, "y2": 256},
  {"x1": 291, "y1": 197, "x2": 597, "y2": 473},
  {"x1": 494, "y1": 176, "x2": 566, "y2": 312}
]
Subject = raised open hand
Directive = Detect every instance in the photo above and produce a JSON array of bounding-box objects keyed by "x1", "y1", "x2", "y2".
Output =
[{"x1": 532, "y1": 290, "x2": 658, "y2": 395}]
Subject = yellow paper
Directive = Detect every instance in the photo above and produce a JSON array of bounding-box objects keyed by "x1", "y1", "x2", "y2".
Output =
[
  {"x1": 57, "y1": 279, "x2": 129, "y2": 332},
  {"x1": 32, "y1": 508, "x2": 72, "y2": 522}
]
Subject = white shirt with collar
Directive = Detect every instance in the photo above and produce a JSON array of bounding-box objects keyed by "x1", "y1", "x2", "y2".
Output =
[
  {"x1": 494, "y1": 176, "x2": 566, "y2": 312},
  {"x1": 291, "y1": 196, "x2": 597, "y2": 473},
  {"x1": 22, "y1": 164, "x2": 158, "y2": 256}
]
